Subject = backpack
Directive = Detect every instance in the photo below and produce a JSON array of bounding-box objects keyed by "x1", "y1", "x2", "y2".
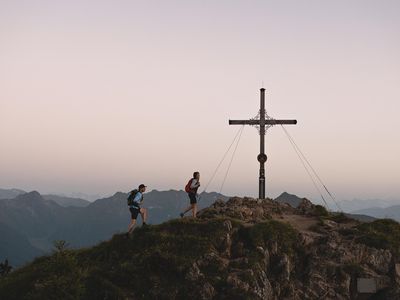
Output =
[
  {"x1": 127, "y1": 189, "x2": 139, "y2": 206},
  {"x1": 185, "y1": 179, "x2": 194, "y2": 193}
]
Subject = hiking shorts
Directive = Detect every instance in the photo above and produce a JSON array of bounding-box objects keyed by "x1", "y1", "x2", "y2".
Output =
[
  {"x1": 188, "y1": 193, "x2": 197, "y2": 204},
  {"x1": 129, "y1": 206, "x2": 141, "y2": 220}
]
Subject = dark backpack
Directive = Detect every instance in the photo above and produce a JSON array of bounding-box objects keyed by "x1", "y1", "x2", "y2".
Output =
[
  {"x1": 127, "y1": 189, "x2": 139, "y2": 206},
  {"x1": 185, "y1": 179, "x2": 194, "y2": 193}
]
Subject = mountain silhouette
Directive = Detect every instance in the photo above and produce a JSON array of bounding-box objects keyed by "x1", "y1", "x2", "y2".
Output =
[
  {"x1": 42, "y1": 194, "x2": 90, "y2": 207},
  {"x1": 275, "y1": 191, "x2": 304, "y2": 207},
  {"x1": 0, "y1": 188, "x2": 25, "y2": 199},
  {"x1": 352, "y1": 205, "x2": 400, "y2": 222}
]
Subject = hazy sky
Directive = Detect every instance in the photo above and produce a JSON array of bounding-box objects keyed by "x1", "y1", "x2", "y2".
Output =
[{"x1": 1, "y1": 0, "x2": 399, "y2": 204}]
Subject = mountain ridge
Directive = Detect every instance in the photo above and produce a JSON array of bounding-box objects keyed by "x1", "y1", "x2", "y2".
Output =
[{"x1": 1, "y1": 196, "x2": 399, "y2": 299}]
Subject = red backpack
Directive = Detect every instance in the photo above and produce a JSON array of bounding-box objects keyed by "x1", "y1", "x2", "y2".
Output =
[{"x1": 185, "y1": 179, "x2": 194, "y2": 193}]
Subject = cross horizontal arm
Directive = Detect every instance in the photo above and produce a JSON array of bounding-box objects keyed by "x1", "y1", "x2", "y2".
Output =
[
  {"x1": 266, "y1": 119, "x2": 297, "y2": 125},
  {"x1": 229, "y1": 120, "x2": 259, "y2": 125},
  {"x1": 229, "y1": 119, "x2": 297, "y2": 125}
]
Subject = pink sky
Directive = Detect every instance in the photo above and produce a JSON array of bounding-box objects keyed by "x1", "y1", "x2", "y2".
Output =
[{"x1": 1, "y1": 0, "x2": 399, "y2": 203}]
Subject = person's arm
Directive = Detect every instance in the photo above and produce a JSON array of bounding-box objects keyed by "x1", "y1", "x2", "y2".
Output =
[
  {"x1": 133, "y1": 192, "x2": 142, "y2": 203},
  {"x1": 190, "y1": 179, "x2": 200, "y2": 189}
]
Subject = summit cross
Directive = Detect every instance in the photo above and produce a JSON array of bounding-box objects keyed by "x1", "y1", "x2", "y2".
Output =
[{"x1": 229, "y1": 88, "x2": 297, "y2": 199}]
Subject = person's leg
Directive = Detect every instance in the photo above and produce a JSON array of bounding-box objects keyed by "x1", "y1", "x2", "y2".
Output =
[
  {"x1": 140, "y1": 208, "x2": 148, "y2": 224},
  {"x1": 128, "y1": 219, "x2": 136, "y2": 234},
  {"x1": 181, "y1": 193, "x2": 195, "y2": 217},
  {"x1": 189, "y1": 193, "x2": 198, "y2": 217},
  {"x1": 128, "y1": 207, "x2": 139, "y2": 234},
  {"x1": 192, "y1": 203, "x2": 198, "y2": 218}
]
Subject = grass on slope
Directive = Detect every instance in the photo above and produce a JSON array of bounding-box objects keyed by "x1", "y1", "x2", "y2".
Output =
[{"x1": 0, "y1": 217, "x2": 302, "y2": 300}]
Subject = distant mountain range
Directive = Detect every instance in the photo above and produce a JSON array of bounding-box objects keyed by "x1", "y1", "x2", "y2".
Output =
[
  {"x1": 0, "y1": 188, "x2": 90, "y2": 207},
  {"x1": 352, "y1": 205, "x2": 400, "y2": 222},
  {"x1": 42, "y1": 194, "x2": 90, "y2": 207},
  {"x1": 0, "y1": 188, "x2": 25, "y2": 200},
  {"x1": 337, "y1": 198, "x2": 400, "y2": 212},
  {"x1": 0, "y1": 189, "x2": 228, "y2": 266}
]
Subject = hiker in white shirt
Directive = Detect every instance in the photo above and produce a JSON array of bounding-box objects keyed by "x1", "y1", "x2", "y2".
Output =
[{"x1": 181, "y1": 172, "x2": 201, "y2": 218}]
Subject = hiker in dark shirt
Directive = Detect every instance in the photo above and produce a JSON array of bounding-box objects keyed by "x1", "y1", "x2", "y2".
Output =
[
  {"x1": 180, "y1": 172, "x2": 201, "y2": 218},
  {"x1": 127, "y1": 184, "x2": 148, "y2": 235}
]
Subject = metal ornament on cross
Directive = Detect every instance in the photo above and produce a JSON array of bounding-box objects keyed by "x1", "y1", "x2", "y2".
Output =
[{"x1": 229, "y1": 88, "x2": 297, "y2": 199}]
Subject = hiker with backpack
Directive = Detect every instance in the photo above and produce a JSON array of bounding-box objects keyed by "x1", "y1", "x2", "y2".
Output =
[
  {"x1": 127, "y1": 184, "x2": 148, "y2": 235},
  {"x1": 180, "y1": 172, "x2": 201, "y2": 218}
]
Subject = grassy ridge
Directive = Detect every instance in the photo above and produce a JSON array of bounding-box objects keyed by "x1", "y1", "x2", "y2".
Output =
[
  {"x1": 0, "y1": 217, "x2": 301, "y2": 299},
  {"x1": 1, "y1": 212, "x2": 399, "y2": 299}
]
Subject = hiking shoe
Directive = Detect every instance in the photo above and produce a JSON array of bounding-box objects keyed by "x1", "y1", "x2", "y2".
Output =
[
  {"x1": 142, "y1": 222, "x2": 148, "y2": 227},
  {"x1": 180, "y1": 213, "x2": 184, "y2": 218}
]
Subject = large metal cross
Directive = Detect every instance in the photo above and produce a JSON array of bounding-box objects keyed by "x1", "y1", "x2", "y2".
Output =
[{"x1": 229, "y1": 88, "x2": 297, "y2": 199}]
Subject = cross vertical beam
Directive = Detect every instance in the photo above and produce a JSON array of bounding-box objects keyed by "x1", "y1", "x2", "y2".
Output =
[
  {"x1": 258, "y1": 88, "x2": 266, "y2": 199},
  {"x1": 229, "y1": 88, "x2": 297, "y2": 199}
]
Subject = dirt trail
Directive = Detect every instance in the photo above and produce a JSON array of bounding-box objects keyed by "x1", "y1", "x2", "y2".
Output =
[{"x1": 276, "y1": 214, "x2": 319, "y2": 233}]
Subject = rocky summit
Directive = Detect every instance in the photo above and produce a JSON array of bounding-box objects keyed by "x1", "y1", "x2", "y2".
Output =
[{"x1": 1, "y1": 196, "x2": 399, "y2": 300}]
